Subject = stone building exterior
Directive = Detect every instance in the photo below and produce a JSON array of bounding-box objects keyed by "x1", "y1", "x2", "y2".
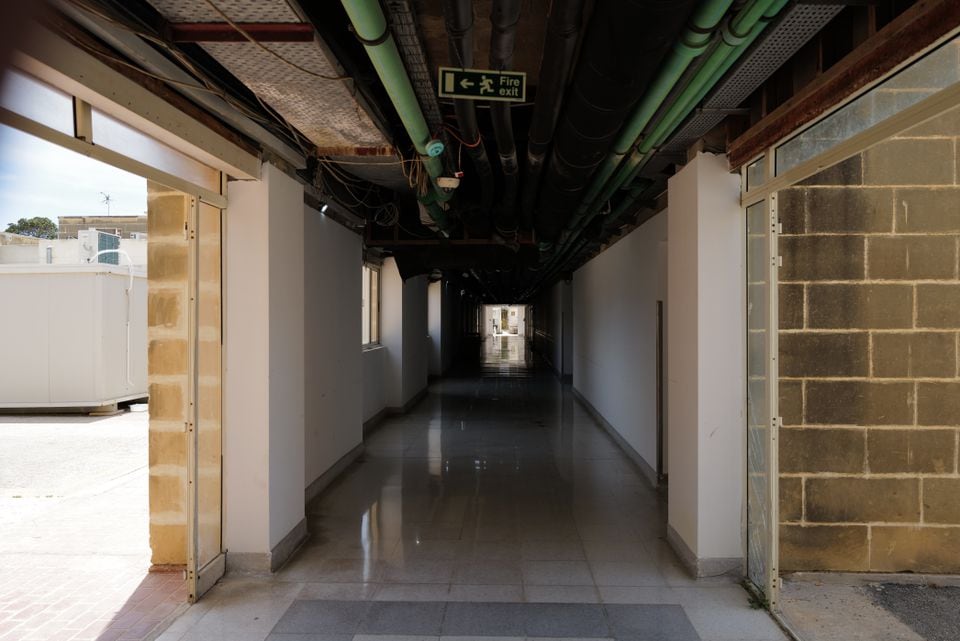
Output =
[{"x1": 58, "y1": 215, "x2": 148, "y2": 239}]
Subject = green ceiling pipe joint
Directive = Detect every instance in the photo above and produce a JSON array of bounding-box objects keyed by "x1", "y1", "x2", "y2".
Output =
[
  {"x1": 720, "y1": 17, "x2": 752, "y2": 47},
  {"x1": 341, "y1": 0, "x2": 453, "y2": 230},
  {"x1": 426, "y1": 139, "x2": 445, "y2": 157}
]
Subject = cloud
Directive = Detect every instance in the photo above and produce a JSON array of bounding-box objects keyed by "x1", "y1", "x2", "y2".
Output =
[{"x1": 0, "y1": 124, "x2": 146, "y2": 229}]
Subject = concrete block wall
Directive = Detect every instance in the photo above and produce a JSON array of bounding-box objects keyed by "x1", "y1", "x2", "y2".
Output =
[{"x1": 778, "y1": 105, "x2": 960, "y2": 573}]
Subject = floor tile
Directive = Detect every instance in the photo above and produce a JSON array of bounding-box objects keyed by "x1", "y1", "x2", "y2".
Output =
[
  {"x1": 441, "y1": 602, "x2": 527, "y2": 637},
  {"x1": 358, "y1": 601, "x2": 446, "y2": 635},
  {"x1": 590, "y1": 561, "x2": 666, "y2": 587},
  {"x1": 295, "y1": 583, "x2": 379, "y2": 601},
  {"x1": 383, "y1": 560, "x2": 455, "y2": 584},
  {"x1": 604, "y1": 603, "x2": 701, "y2": 641},
  {"x1": 524, "y1": 585, "x2": 600, "y2": 604},
  {"x1": 521, "y1": 562, "x2": 594, "y2": 586},
  {"x1": 453, "y1": 561, "x2": 523, "y2": 585},
  {"x1": 447, "y1": 584, "x2": 525, "y2": 602},
  {"x1": 271, "y1": 600, "x2": 369, "y2": 635},
  {"x1": 374, "y1": 583, "x2": 450, "y2": 601},
  {"x1": 522, "y1": 603, "x2": 609, "y2": 638}
]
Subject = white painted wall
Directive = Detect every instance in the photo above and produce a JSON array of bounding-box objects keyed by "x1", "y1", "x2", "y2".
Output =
[
  {"x1": 572, "y1": 211, "x2": 667, "y2": 473},
  {"x1": 380, "y1": 258, "x2": 405, "y2": 408},
  {"x1": 224, "y1": 163, "x2": 306, "y2": 556},
  {"x1": 428, "y1": 280, "x2": 442, "y2": 376},
  {"x1": 666, "y1": 153, "x2": 744, "y2": 565},
  {"x1": 304, "y1": 205, "x2": 362, "y2": 487},
  {"x1": 536, "y1": 282, "x2": 573, "y2": 377},
  {"x1": 266, "y1": 166, "x2": 306, "y2": 550},
  {"x1": 402, "y1": 275, "x2": 429, "y2": 403},
  {"x1": 376, "y1": 258, "x2": 430, "y2": 411},
  {"x1": 362, "y1": 345, "x2": 386, "y2": 423}
]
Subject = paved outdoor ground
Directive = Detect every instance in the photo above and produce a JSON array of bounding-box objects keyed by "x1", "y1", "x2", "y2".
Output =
[
  {"x1": 780, "y1": 573, "x2": 960, "y2": 641},
  {"x1": 0, "y1": 410, "x2": 186, "y2": 641}
]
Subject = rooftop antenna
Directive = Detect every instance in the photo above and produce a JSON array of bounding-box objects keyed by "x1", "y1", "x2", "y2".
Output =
[{"x1": 100, "y1": 192, "x2": 112, "y2": 216}]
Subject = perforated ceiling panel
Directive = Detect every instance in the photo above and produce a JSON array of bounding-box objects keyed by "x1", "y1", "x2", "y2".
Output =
[
  {"x1": 656, "y1": 3, "x2": 843, "y2": 157},
  {"x1": 203, "y1": 41, "x2": 388, "y2": 150},
  {"x1": 147, "y1": 0, "x2": 390, "y2": 152},
  {"x1": 149, "y1": 0, "x2": 301, "y2": 25},
  {"x1": 704, "y1": 4, "x2": 844, "y2": 110}
]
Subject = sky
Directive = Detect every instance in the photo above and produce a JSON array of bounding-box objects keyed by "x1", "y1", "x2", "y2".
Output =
[{"x1": 0, "y1": 124, "x2": 147, "y2": 231}]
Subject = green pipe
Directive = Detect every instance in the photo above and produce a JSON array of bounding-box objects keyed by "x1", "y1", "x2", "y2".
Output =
[
  {"x1": 590, "y1": 0, "x2": 786, "y2": 212},
  {"x1": 580, "y1": 0, "x2": 736, "y2": 207},
  {"x1": 340, "y1": 0, "x2": 453, "y2": 230},
  {"x1": 548, "y1": 0, "x2": 786, "y2": 271},
  {"x1": 614, "y1": 0, "x2": 787, "y2": 188}
]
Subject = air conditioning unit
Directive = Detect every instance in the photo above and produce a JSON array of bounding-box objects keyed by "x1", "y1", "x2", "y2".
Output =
[
  {"x1": 130, "y1": 232, "x2": 148, "y2": 240},
  {"x1": 77, "y1": 229, "x2": 120, "y2": 264}
]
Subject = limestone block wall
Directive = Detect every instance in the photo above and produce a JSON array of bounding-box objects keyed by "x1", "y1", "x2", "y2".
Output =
[
  {"x1": 147, "y1": 182, "x2": 190, "y2": 567},
  {"x1": 777, "y1": 106, "x2": 960, "y2": 572},
  {"x1": 146, "y1": 183, "x2": 223, "y2": 568}
]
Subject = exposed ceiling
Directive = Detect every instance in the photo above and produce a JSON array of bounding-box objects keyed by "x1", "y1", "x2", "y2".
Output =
[
  {"x1": 55, "y1": 0, "x2": 851, "y2": 301},
  {"x1": 413, "y1": 0, "x2": 551, "y2": 89}
]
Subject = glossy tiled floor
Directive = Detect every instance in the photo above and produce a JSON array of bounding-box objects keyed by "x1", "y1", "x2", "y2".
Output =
[{"x1": 157, "y1": 337, "x2": 786, "y2": 641}]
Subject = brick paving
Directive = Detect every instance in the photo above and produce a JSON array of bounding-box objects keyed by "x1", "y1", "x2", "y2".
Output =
[{"x1": 0, "y1": 412, "x2": 187, "y2": 641}]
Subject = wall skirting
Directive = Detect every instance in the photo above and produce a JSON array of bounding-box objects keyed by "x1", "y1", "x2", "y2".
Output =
[
  {"x1": 572, "y1": 387, "x2": 659, "y2": 488},
  {"x1": 225, "y1": 517, "x2": 308, "y2": 574},
  {"x1": 305, "y1": 443, "x2": 364, "y2": 504},
  {"x1": 364, "y1": 385, "x2": 429, "y2": 435},
  {"x1": 667, "y1": 523, "x2": 743, "y2": 579}
]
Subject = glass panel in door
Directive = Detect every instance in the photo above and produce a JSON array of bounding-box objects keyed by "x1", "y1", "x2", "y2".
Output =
[{"x1": 746, "y1": 198, "x2": 778, "y2": 606}]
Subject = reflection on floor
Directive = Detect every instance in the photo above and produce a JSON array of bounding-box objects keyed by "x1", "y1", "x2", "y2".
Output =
[
  {"x1": 481, "y1": 335, "x2": 534, "y2": 377},
  {"x1": 157, "y1": 338, "x2": 785, "y2": 641}
]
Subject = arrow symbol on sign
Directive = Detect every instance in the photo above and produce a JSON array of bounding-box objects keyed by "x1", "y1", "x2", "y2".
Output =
[{"x1": 459, "y1": 79, "x2": 475, "y2": 89}]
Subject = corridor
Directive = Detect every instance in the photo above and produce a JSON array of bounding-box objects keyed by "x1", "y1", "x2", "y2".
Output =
[{"x1": 157, "y1": 338, "x2": 785, "y2": 641}]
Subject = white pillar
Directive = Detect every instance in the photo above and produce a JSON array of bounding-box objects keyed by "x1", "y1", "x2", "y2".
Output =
[
  {"x1": 223, "y1": 163, "x2": 306, "y2": 572},
  {"x1": 381, "y1": 259, "x2": 429, "y2": 410},
  {"x1": 666, "y1": 152, "x2": 745, "y2": 577}
]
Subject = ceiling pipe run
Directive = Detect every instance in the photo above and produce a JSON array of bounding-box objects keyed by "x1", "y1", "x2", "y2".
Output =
[
  {"x1": 441, "y1": 0, "x2": 495, "y2": 215},
  {"x1": 533, "y1": 0, "x2": 699, "y2": 247},
  {"x1": 519, "y1": 0, "x2": 586, "y2": 230},
  {"x1": 341, "y1": 0, "x2": 453, "y2": 232},
  {"x1": 528, "y1": 0, "x2": 790, "y2": 293},
  {"x1": 489, "y1": 0, "x2": 522, "y2": 236},
  {"x1": 575, "y1": 0, "x2": 737, "y2": 214}
]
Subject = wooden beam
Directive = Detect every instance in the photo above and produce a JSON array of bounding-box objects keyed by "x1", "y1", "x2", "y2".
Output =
[
  {"x1": 168, "y1": 23, "x2": 315, "y2": 43},
  {"x1": 728, "y1": 0, "x2": 960, "y2": 168}
]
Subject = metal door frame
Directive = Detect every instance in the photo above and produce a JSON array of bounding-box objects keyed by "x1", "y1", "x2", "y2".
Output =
[{"x1": 742, "y1": 180, "x2": 780, "y2": 609}]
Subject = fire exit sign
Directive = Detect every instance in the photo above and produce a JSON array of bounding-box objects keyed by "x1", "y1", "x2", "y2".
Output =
[{"x1": 438, "y1": 67, "x2": 527, "y2": 102}]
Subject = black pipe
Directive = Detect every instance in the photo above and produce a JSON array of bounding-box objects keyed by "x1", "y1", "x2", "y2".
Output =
[
  {"x1": 520, "y1": 0, "x2": 586, "y2": 230},
  {"x1": 534, "y1": 0, "x2": 698, "y2": 243},
  {"x1": 441, "y1": 0, "x2": 495, "y2": 215},
  {"x1": 489, "y1": 0, "x2": 521, "y2": 235}
]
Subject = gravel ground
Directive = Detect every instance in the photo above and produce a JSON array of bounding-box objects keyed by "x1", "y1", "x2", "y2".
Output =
[{"x1": 869, "y1": 583, "x2": 960, "y2": 641}]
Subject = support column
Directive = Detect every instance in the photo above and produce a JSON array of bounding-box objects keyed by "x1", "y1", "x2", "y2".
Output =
[
  {"x1": 223, "y1": 163, "x2": 306, "y2": 572},
  {"x1": 381, "y1": 258, "x2": 429, "y2": 411},
  {"x1": 666, "y1": 152, "x2": 745, "y2": 577}
]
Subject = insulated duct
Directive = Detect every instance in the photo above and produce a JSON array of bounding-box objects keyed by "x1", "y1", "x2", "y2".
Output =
[
  {"x1": 441, "y1": 0, "x2": 495, "y2": 214},
  {"x1": 489, "y1": 0, "x2": 522, "y2": 235},
  {"x1": 520, "y1": 0, "x2": 586, "y2": 229},
  {"x1": 534, "y1": 0, "x2": 699, "y2": 245}
]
